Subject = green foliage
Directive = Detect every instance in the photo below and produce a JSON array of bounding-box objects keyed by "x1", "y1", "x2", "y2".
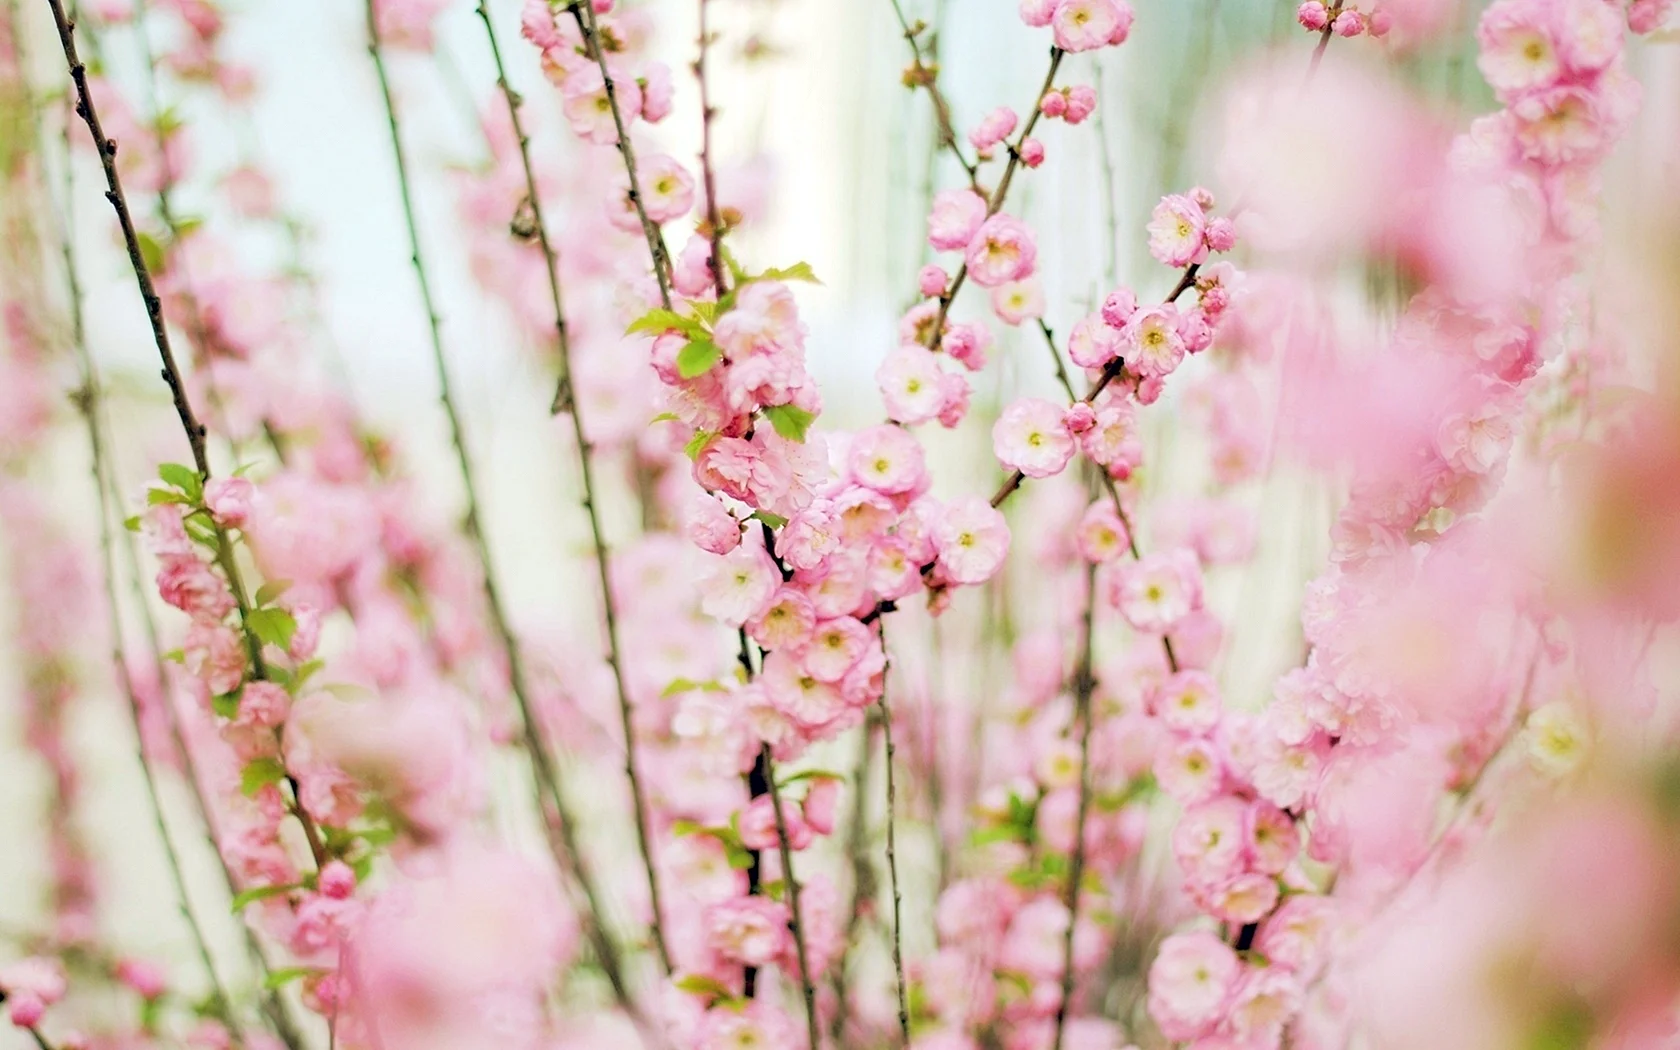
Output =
[{"x1": 763, "y1": 403, "x2": 816, "y2": 443}]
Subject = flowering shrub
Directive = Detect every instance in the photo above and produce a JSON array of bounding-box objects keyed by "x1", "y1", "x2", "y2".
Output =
[{"x1": 1, "y1": 0, "x2": 1678, "y2": 1048}]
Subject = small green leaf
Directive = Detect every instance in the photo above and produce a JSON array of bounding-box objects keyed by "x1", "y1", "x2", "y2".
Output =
[
  {"x1": 626, "y1": 308, "x2": 700, "y2": 338},
  {"x1": 230, "y1": 883, "x2": 297, "y2": 913},
  {"x1": 137, "y1": 231, "x2": 167, "y2": 275},
  {"x1": 211, "y1": 692, "x2": 241, "y2": 720},
  {"x1": 687, "y1": 299, "x2": 720, "y2": 325},
  {"x1": 661, "y1": 677, "x2": 724, "y2": 698},
  {"x1": 246, "y1": 607, "x2": 297, "y2": 651},
  {"x1": 158, "y1": 462, "x2": 202, "y2": 499},
  {"x1": 759, "y1": 261, "x2": 820, "y2": 284},
  {"x1": 254, "y1": 580, "x2": 292, "y2": 608},
  {"x1": 648, "y1": 412, "x2": 680, "y2": 425},
  {"x1": 676, "y1": 339, "x2": 723, "y2": 379},
  {"x1": 776, "y1": 769, "x2": 843, "y2": 788},
  {"x1": 240, "y1": 758, "x2": 287, "y2": 797},
  {"x1": 749, "y1": 510, "x2": 788, "y2": 529},
  {"x1": 261, "y1": 966, "x2": 321, "y2": 991},
  {"x1": 123, "y1": 515, "x2": 142, "y2": 532},
  {"x1": 674, "y1": 974, "x2": 734, "y2": 1001},
  {"x1": 762, "y1": 404, "x2": 816, "y2": 443},
  {"x1": 725, "y1": 843, "x2": 755, "y2": 870},
  {"x1": 671, "y1": 819, "x2": 704, "y2": 837},
  {"x1": 146, "y1": 487, "x2": 188, "y2": 506},
  {"x1": 761, "y1": 879, "x2": 786, "y2": 901},
  {"x1": 684, "y1": 430, "x2": 715, "y2": 461}
]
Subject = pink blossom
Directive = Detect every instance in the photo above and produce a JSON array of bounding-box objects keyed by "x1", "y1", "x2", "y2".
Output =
[
  {"x1": 1148, "y1": 194, "x2": 1209, "y2": 268},
  {"x1": 802, "y1": 777, "x2": 841, "y2": 834},
  {"x1": 965, "y1": 214, "x2": 1038, "y2": 288},
  {"x1": 968, "y1": 106, "x2": 1020, "y2": 153},
  {"x1": 699, "y1": 539, "x2": 780, "y2": 627},
  {"x1": 1064, "y1": 84, "x2": 1098, "y2": 123},
  {"x1": 932, "y1": 497, "x2": 1011, "y2": 585},
  {"x1": 877, "y1": 346, "x2": 947, "y2": 426},
  {"x1": 203, "y1": 476, "x2": 256, "y2": 528},
  {"x1": 683, "y1": 494, "x2": 742, "y2": 555},
  {"x1": 919, "y1": 264, "x2": 950, "y2": 298},
  {"x1": 993, "y1": 397, "x2": 1076, "y2": 478},
  {"x1": 1052, "y1": 0, "x2": 1131, "y2": 51},
  {"x1": 1147, "y1": 932, "x2": 1242, "y2": 1041},
  {"x1": 928, "y1": 189, "x2": 988, "y2": 252},
  {"x1": 1126, "y1": 305, "x2": 1188, "y2": 379},
  {"x1": 1068, "y1": 313, "x2": 1124, "y2": 369},
  {"x1": 1108, "y1": 548, "x2": 1203, "y2": 633},
  {"x1": 704, "y1": 896, "x2": 789, "y2": 967},
  {"x1": 1298, "y1": 0, "x2": 1330, "y2": 29},
  {"x1": 1075, "y1": 500, "x2": 1130, "y2": 562},
  {"x1": 560, "y1": 63, "x2": 641, "y2": 145},
  {"x1": 800, "y1": 617, "x2": 872, "y2": 682},
  {"x1": 849, "y1": 425, "x2": 929, "y2": 496},
  {"x1": 992, "y1": 278, "x2": 1045, "y2": 324}
]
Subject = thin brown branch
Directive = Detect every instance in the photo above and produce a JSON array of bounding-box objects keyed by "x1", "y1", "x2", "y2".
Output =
[
  {"x1": 878, "y1": 653, "x2": 910, "y2": 1047},
  {"x1": 763, "y1": 746, "x2": 820, "y2": 1050},
  {"x1": 1051, "y1": 563, "x2": 1100, "y2": 1050},
  {"x1": 474, "y1": 0, "x2": 672, "y2": 978},
  {"x1": 697, "y1": 0, "x2": 728, "y2": 300},
  {"x1": 565, "y1": 0, "x2": 673, "y2": 306}
]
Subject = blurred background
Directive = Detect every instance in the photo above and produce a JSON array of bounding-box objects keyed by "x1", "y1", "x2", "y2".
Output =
[{"x1": 2, "y1": 0, "x2": 1678, "y2": 1044}]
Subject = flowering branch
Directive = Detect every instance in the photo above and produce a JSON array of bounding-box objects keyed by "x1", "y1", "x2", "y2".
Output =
[
  {"x1": 46, "y1": 0, "x2": 330, "y2": 886},
  {"x1": 928, "y1": 46, "x2": 1064, "y2": 352},
  {"x1": 363, "y1": 0, "x2": 643, "y2": 1017},
  {"x1": 565, "y1": 0, "x2": 674, "y2": 305},
  {"x1": 473, "y1": 0, "x2": 674, "y2": 978}
]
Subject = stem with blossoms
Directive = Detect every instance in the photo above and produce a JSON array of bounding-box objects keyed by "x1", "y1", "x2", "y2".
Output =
[
  {"x1": 927, "y1": 47, "x2": 1063, "y2": 352},
  {"x1": 362, "y1": 0, "x2": 642, "y2": 1015},
  {"x1": 472, "y1": 0, "x2": 674, "y2": 979},
  {"x1": 60, "y1": 163, "x2": 244, "y2": 1047},
  {"x1": 566, "y1": 0, "x2": 674, "y2": 304}
]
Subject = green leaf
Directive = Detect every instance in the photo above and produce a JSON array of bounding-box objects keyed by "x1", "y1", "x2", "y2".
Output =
[
  {"x1": 674, "y1": 974, "x2": 734, "y2": 1001},
  {"x1": 676, "y1": 339, "x2": 723, "y2": 379},
  {"x1": 158, "y1": 462, "x2": 202, "y2": 499},
  {"x1": 776, "y1": 769, "x2": 842, "y2": 788},
  {"x1": 240, "y1": 758, "x2": 287, "y2": 797},
  {"x1": 211, "y1": 692, "x2": 241, "y2": 720},
  {"x1": 761, "y1": 879, "x2": 786, "y2": 901},
  {"x1": 648, "y1": 412, "x2": 680, "y2": 425},
  {"x1": 684, "y1": 430, "x2": 714, "y2": 461},
  {"x1": 137, "y1": 230, "x2": 167, "y2": 275},
  {"x1": 261, "y1": 967, "x2": 321, "y2": 991},
  {"x1": 246, "y1": 607, "x2": 297, "y2": 652},
  {"x1": 123, "y1": 515, "x2": 142, "y2": 532},
  {"x1": 230, "y1": 883, "x2": 297, "y2": 913},
  {"x1": 291, "y1": 659, "x2": 325, "y2": 692},
  {"x1": 749, "y1": 510, "x2": 788, "y2": 529},
  {"x1": 661, "y1": 677, "x2": 724, "y2": 698},
  {"x1": 254, "y1": 580, "x2": 292, "y2": 608},
  {"x1": 671, "y1": 819, "x2": 704, "y2": 837},
  {"x1": 687, "y1": 299, "x2": 720, "y2": 325},
  {"x1": 725, "y1": 842, "x2": 755, "y2": 870},
  {"x1": 759, "y1": 261, "x2": 821, "y2": 284},
  {"x1": 626, "y1": 308, "x2": 701, "y2": 338},
  {"x1": 147, "y1": 487, "x2": 188, "y2": 506},
  {"x1": 762, "y1": 404, "x2": 816, "y2": 443}
]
